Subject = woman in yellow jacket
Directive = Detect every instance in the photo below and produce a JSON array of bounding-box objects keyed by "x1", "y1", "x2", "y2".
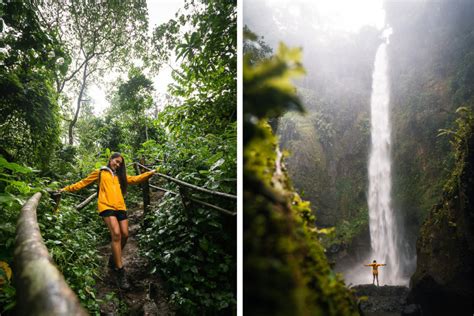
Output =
[
  {"x1": 364, "y1": 260, "x2": 386, "y2": 286},
  {"x1": 60, "y1": 152, "x2": 156, "y2": 289}
]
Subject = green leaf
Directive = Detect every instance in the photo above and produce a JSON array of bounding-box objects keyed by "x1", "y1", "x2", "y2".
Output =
[
  {"x1": 0, "y1": 156, "x2": 32, "y2": 174},
  {"x1": 210, "y1": 158, "x2": 225, "y2": 171},
  {"x1": 199, "y1": 238, "x2": 209, "y2": 251}
]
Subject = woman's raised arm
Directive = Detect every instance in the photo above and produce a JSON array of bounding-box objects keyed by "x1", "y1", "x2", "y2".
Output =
[
  {"x1": 61, "y1": 169, "x2": 100, "y2": 192},
  {"x1": 126, "y1": 170, "x2": 156, "y2": 185}
]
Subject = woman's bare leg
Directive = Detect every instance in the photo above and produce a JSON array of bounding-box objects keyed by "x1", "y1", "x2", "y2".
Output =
[
  {"x1": 119, "y1": 219, "x2": 129, "y2": 250},
  {"x1": 103, "y1": 216, "x2": 123, "y2": 269}
]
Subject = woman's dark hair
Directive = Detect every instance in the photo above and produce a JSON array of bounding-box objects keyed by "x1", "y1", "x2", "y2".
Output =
[
  {"x1": 373, "y1": 260, "x2": 377, "y2": 263},
  {"x1": 108, "y1": 152, "x2": 128, "y2": 195}
]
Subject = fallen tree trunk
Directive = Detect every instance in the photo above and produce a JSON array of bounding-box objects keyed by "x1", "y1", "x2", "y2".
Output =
[{"x1": 14, "y1": 192, "x2": 88, "y2": 316}]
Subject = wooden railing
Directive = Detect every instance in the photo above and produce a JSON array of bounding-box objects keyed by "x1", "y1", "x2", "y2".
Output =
[
  {"x1": 75, "y1": 163, "x2": 237, "y2": 216},
  {"x1": 14, "y1": 192, "x2": 88, "y2": 316},
  {"x1": 135, "y1": 162, "x2": 237, "y2": 216}
]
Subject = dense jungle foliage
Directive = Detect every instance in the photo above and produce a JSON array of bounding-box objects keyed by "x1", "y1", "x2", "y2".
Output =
[
  {"x1": 243, "y1": 29, "x2": 360, "y2": 315},
  {"x1": 0, "y1": 1, "x2": 236, "y2": 315}
]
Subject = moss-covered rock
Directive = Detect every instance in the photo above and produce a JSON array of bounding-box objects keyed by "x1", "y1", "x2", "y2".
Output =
[{"x1": 244, "y1": 121, "x2": 360, "y2": 316}]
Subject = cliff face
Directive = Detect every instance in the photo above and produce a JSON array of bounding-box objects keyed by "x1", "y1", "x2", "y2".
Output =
[
  {"x1": 387, "y1": 0, "x2": 474, "y2": 250},
  {"x1": 277, "y1": 29, "x2": 378, "y2": 231},
  {"x1": 409, "y1": 111, "x2": 474, "y2": 315}
]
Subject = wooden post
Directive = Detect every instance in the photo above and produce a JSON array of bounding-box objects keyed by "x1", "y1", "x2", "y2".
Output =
[
  {"x1": 14, "y1": 192, "x2": 88, "y2": 315},
  {"x1": 178, "y1": 186, "x2": 194, "y2": 227},
  {"x1": 135, "y1": 159, "x2": 150, "y2": 214},
  {"x1": 178, "y1": 186, "x2": 192, "y2": 210}
]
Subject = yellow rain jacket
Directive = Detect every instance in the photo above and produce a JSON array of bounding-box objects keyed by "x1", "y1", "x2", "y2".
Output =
[
  {"x1": 365, "y1": 263, "x2": 386, "y2": 275},
  {"x1": 62, "y1": 167, "x2": 154, "y2": 213}
]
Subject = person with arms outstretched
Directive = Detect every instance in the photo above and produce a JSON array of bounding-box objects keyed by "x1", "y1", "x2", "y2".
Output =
[
  {"x1": 59, "y1": 152, "x2": 156, "y2": 289},
  {"x1": 364, "y1": 260, "x2": 386, "y2": 286}
]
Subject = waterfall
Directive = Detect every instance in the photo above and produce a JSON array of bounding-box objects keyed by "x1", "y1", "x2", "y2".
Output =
[{"x1": 367, "y1": 30, "x2": 404, "y2": 285}]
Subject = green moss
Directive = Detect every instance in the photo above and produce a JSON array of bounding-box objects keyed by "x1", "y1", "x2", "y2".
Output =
[
  {"x1": 244, "y1": 121, "x2": 360, "y2": 315},
  {"x1": 321, "y1": 207, "x2": 369, "y2": 249}
]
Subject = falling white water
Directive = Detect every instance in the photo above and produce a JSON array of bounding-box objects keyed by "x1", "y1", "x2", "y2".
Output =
[
  {"x1": 336, "y1": 28, "x2": 412, "y2": 286},
  {"x1": 367, "y1": 28, "x2": 404, "y2": 285}
]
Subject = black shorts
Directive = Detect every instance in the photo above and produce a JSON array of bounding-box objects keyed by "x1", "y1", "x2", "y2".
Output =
[{"x1": 99, "y1": 210, "x2": 128, "y2": 221}]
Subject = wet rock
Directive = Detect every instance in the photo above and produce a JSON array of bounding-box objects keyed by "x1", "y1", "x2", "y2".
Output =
[
  {"x1": 352, "y1": 284, "x2": 409, "y2": 314},
  {"x1": 401, "y1": 304, "x2": 421, "y2": 316},
  {"x1": 142, "y1": 299, "x2": 158, "y2": 315}
]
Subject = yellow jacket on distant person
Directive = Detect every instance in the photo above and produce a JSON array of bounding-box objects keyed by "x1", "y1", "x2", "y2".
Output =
[
  {"x1": 62, "y1": 168, "x2": 154, "y2": 213},
  {"x1": 365, "y1": 263, "x2": 386, "y2": 275}
]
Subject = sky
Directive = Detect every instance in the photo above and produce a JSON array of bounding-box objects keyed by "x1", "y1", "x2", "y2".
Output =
[
  {"x1": 264, "y1": 0, "x2": 385, "y2": 33},
  {"x1": 90, "y1": 0, "x2": 184, "y2": 115},
  {"x1": 306, "y1": 0, "x2": 385, "y2": 33}
]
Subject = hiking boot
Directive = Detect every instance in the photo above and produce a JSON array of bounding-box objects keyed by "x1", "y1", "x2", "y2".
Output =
[
  {"x1": 116, "y1": 267, "x2": 131, "y2": 290},
  {"x1": 108, "y1": 254, "x2": 115, "y2": 269}
]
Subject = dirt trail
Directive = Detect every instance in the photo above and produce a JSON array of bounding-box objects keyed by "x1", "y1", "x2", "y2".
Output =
[{"x1": 95, "y1": 193, "x2": 173, "y2": 315}]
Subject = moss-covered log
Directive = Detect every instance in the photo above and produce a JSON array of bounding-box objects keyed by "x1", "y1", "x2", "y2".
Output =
[{"x1": 14, "y1": 192, "x2": 88, "y2": 316}]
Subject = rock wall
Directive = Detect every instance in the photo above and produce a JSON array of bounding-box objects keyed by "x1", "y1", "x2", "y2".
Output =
[{"x1": 408, "y1": 112, "x2": 474, "y2": 315}]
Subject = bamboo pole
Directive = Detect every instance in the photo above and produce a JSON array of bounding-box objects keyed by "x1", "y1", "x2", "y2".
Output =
[
  {"x1": 135, "y1": 162, "x2": 237, "y2": 200},
  {"x1": 63, "y1": 191, "x2": 85, "y2": 199},
  {"x1": 14, "y1": 192, "x2": 88, "y2": 316},
  {"x1": 188, "y1": 196, "x2": 236, "y2": 216},
  {"x1": 75, "y1": 193, "x2": 97, "y2": 210},
  {"x1": 149, "y1": 184, "x2": 178, "y2": 195},
  {"x1": 148, "y1": 184, "x2": 236, "y2": 216}
]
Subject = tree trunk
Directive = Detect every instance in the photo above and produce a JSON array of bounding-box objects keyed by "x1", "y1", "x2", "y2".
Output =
[
  {"x1": 68, "y1": 61, "x2": 89, "y2": 145},
  {"x1": 145, "y1": 122, "x2": 149, "y2": 142},
  {"x1": 14, "y1": 192, "x2": 88, "y2": 315}
]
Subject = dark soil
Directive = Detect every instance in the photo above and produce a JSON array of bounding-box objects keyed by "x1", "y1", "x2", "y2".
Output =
[{"x1": 95, "y1": 192, "x2": 173, "y2": 315}]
